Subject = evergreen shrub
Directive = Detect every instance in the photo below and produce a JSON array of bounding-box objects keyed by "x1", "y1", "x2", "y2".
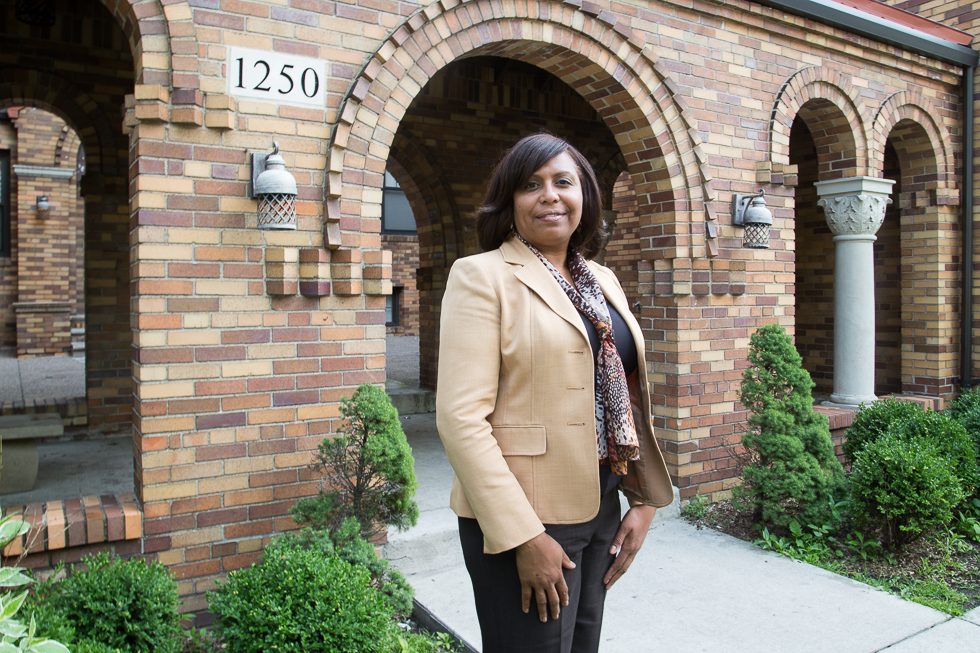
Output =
[
  {"x1": 291, "y1": 383, "x2": 419, "y2": 541},
  {"x1": 843, "y1": 399, "x2": 923, "y2": 465},
  {"x1": 207, "y1": 538, "x2": 395, "y2": 653},
  {"x1": 737, "y1": 324, "x2": 846, "y2": 527},
  {"x1": 279, "y1": 520, "x2": 414, "y2": 617},
  {"x1": 850, "y1": 433, "x2": 966, "y2": 548},
  {"x1": 947, "y1": 388, "x2": 980, "y2": 460},
  {"x1": 889, "y1": 411, "x2": 979, "y2": 495},
  {"x1": 48, "y1": 551, "x2": 181, "y2": 653}
]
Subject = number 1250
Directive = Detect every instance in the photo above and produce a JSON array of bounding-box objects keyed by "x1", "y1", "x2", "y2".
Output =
[{"x1": 236, "y1": 58, "x2": 320, "y2": 98}]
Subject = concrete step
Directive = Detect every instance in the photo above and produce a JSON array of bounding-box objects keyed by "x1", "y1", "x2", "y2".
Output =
[{"x1": 387, "y1": 385, "x2": 435, "y2": 415}]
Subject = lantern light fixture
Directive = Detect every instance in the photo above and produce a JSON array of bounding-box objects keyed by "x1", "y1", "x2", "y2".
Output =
[
  {"x1": 251, "y1": 142, "x2": 298, "y2": 230},
  {"x1": 36, "y1": 195, "x2": 50, "y2": 220},
  {"x1": 731, "y1": 189, "x2": 773, "y2": 249}
]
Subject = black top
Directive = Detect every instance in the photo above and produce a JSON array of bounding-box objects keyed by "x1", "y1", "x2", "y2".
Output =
[
  {"x1": 577, "y1": 298, "x2": 637, "y2": 494},
  {"x1": 577, "y1": 300, "x2": 638, "y2": 376}
]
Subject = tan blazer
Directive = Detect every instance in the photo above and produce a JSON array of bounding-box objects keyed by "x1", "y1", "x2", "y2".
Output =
[{"x1": 436, "y1": 237, "x2": 674, "y2": 554}]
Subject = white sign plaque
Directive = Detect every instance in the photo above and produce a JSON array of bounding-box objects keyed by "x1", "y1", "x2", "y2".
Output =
[{"x1": 228, "y1": 47, "x2": 326, "y2": 108}]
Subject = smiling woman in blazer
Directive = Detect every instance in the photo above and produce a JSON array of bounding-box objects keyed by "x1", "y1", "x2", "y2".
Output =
[{"x1": 436, "y1": 133, "x2": 673, "y2": 653}]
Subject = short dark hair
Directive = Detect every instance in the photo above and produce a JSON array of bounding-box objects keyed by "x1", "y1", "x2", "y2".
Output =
[{"x1": 475, "y1": 133, "x2": 606, "y2": 258}]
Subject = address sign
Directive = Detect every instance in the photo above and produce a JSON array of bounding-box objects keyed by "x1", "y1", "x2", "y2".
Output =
[{"x1": 228, "y1": 47, "x2": 327, "y2": 108}]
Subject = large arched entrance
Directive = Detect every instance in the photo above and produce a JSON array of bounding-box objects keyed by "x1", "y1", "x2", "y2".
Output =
[
  {"x1": 330, "y1": 2, "x2": 710, "y2": 487},
  {"x1": 1, "y1": 0, "x2": 140, "y2": 506}
]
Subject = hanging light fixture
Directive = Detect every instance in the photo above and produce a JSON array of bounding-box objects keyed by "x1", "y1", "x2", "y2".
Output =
[
  {"x1": 36, "y1": 195, "x2": 50, "y2": 219},
  {"x1": 731, "y1": 189, "x2": 773, "y2": 249},
  {"x1": 251, "y1": 142, "x2": 298, "y2": 230},
  {"x1": 16, "y1": 0, "x2": 56, "y2": 26}
]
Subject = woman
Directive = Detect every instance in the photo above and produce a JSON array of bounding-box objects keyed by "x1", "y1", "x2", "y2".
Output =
[{"x1": 436, "y1": 133, "x2": 673, "y2": 653}]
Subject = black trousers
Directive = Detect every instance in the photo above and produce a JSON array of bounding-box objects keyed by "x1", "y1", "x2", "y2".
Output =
[{"x1": 458, "y1": 489, "x2": 621, "y2": 653}]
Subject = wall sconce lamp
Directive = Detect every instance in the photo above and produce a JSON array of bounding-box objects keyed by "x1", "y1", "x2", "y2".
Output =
[
  {"x1": 251, "y1": 142, "x2": 298, "y2": 230},
  {"x1": 731, "y1": 189, "x2": 773, "y2": 249},
  {"x1": 36, "y1": 195, "x2": 50, "y2": 220}
]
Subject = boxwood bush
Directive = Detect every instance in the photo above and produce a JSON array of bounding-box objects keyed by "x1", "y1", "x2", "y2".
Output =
[
  {"x1": 850, "y1": 432, "x2": 966, "y2": 548},
  {"x1": 43, "y1": 551, "x2": 181, "y2": 653},
  {"x1": 889, "y1": 411, "x2": 979, "y2": 495},
  {"x1": 207, "y1": 537, "x2": 396, "y2": 653},
  {"x1": 843, "y1": 399, "x2": 924, "y2": 465}
]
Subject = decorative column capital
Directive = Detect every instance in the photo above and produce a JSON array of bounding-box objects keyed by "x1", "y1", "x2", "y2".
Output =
[{"x1": 814, "y1": 176, "x2": 896, "y2": 236}]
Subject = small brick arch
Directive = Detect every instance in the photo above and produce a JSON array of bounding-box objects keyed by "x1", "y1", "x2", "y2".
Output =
[
  {"x1": 0, "y1": 69, "x2": 121, "y2": 178},
  {"x1": 770, "y1": 66, "x2": 869, "y2": 179},
  {"x1": 872, "y1": 92, "x2": 954, "y2": 191},
  {"x1": 328, "y1": 0, "x2": 710, "y2": 260},
  {"x1": 100, "y1": 0, "x2": 177, "y2": 86}
]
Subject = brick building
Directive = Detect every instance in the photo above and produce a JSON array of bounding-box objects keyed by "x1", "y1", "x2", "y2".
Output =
[{"x1": 2, "y1": 0, "x2": 979, "y2": 618}]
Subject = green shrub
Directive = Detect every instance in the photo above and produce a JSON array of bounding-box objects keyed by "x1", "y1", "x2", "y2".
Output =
[
  {"x1": 843, "y1": 399, "x2": 924, "y2": 464},
  {"x1": 850, "y1": 433, "x2": 966, "y2": 548},
  {"x1": 207, "y1": 538, "x2": 395, "y2": 653},
  {"x1": 49, "y1": 551, "x2": 181, "y2": 653},
  {"x1": 888, "y1": 411, "x2": 980, "y2": 495},
  {"x1": 946, "y1": 389, "x2": 980, "y2": 461},
  {"x1": 946, "y1": 387, "x2": 980, "y2": 420},
  {"x1": 291, "y1": 383, "x2": 418, "y2": 541},
  {"x1": 737, "y1": 324, "x2": 846, "y2": 527},
  {"x1": 279, "y1": 520, "x2": 414, "y2": 617}
]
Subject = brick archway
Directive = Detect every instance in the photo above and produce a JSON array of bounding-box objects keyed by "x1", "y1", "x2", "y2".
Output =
[
  {"x1": 872, "y1": 95, "x2": 960, "y2": 397},
  {"x1": 0, "y1": 69, "x2": 123, "y2": 180},
  {"x1": 327, "y1": 0, "x2": 710, "y2": 261},
  {"x1": 872, "y1": 93, "x2": 954, "y2": 190},
  {"x1": 770, "y1": 66, "x2": 869, "y2": 180}
]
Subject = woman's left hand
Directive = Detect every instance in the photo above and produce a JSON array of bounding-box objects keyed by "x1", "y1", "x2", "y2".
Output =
[{"x1": 603, "y1": 504, "x2": 657, "y2": 589}]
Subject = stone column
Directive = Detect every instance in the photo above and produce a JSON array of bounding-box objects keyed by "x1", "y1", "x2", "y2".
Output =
[{"x1": 814, "y1": 177, "x2": 896, "y2": 406}]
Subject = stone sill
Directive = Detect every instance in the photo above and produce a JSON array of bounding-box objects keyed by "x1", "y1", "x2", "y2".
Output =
[{"x1": 3, "y1": 493, "x2": 142, "y2": 557}]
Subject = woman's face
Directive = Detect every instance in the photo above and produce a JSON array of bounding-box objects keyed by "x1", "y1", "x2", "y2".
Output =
[{"x1": 512, "y1": 152, "x2": 583, "y2": 257}]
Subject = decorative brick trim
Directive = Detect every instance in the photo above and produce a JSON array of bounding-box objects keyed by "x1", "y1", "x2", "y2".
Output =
[
  {"x1": 329, "y1": 0, "x2": 708, "y2": 259},
  {"x1": 2, "y1": 494, "x2": 142, "y2": 557},
  {"x1": 871, "y1": 91, "x2": 955, "y2": 193},
  {"x1": 768, "y1": 66, "x2": 870, "y2": 180}
]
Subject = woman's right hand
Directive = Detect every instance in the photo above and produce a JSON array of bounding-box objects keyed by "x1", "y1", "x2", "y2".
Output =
[{"x1": 515, "y1": 532, "x2": 576, "y2": 622}]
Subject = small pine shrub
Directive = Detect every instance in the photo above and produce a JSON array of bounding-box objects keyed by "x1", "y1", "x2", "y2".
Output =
[
  {"x1": 843, "y1": 399, "x2": 924, "y2": 464},
  {"x1": 291, "y1": 383, "x2": 419, "y2": 541},
  {"x1": 737, "y1": 324, "x2": 846, "y2": 527},
  {"x1": 889, "y1": 411, "x2": 980, "y2": 495},
  {"x1": 850, "y1": 433, "x2": 966, "y2": 548},
  {"x1": 207, "y1": 538, "x2": 396, "y2": 653},
  {"x1": 49, "y1": 551, "x2": 181, "y2": 653}
]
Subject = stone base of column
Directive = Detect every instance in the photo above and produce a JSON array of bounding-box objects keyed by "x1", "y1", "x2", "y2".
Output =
[
  {"x1": 824, "y1": 394, "x2": 877, "y2": 408},
  {"x1": 14, "y1": 301, "x2": 73, "y2": 358}
]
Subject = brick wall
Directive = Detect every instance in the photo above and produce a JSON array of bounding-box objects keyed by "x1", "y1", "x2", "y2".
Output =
[{"x1": 382, "y1": 233, "x2": 419, "y2": 336}]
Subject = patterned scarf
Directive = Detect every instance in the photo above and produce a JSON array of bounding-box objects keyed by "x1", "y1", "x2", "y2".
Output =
[{"x1": 515, "y1": 234, "x2": 639, "y2": 475}]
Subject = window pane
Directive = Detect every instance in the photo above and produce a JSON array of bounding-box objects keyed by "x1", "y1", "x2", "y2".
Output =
[
  {"x1": 384, "y1": 171, "x2": 399, "y2": 188},
  {"x1": 383, "y1": 190, "x2": 416, "y2": 232},
  {"x1": 386, "y1": 294, "x2": 394, "y2": 324}
]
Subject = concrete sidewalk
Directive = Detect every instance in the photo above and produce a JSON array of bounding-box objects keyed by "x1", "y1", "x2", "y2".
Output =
[
  {"x1": 386, "y1": 413, "x2": 980, "y2": 653},
  {"x1": 0, "y1": 351, "x2": 85, "y2": 405}
]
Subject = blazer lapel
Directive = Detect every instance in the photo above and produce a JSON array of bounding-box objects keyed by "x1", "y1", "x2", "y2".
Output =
[{"x1": 500, "y1": 237, "x2": 589, "y2": 343}]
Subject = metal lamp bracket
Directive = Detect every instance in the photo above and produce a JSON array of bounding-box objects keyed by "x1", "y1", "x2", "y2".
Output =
[{"x1": 731, "y1": 191, "x2": 764, "y2": 226}]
